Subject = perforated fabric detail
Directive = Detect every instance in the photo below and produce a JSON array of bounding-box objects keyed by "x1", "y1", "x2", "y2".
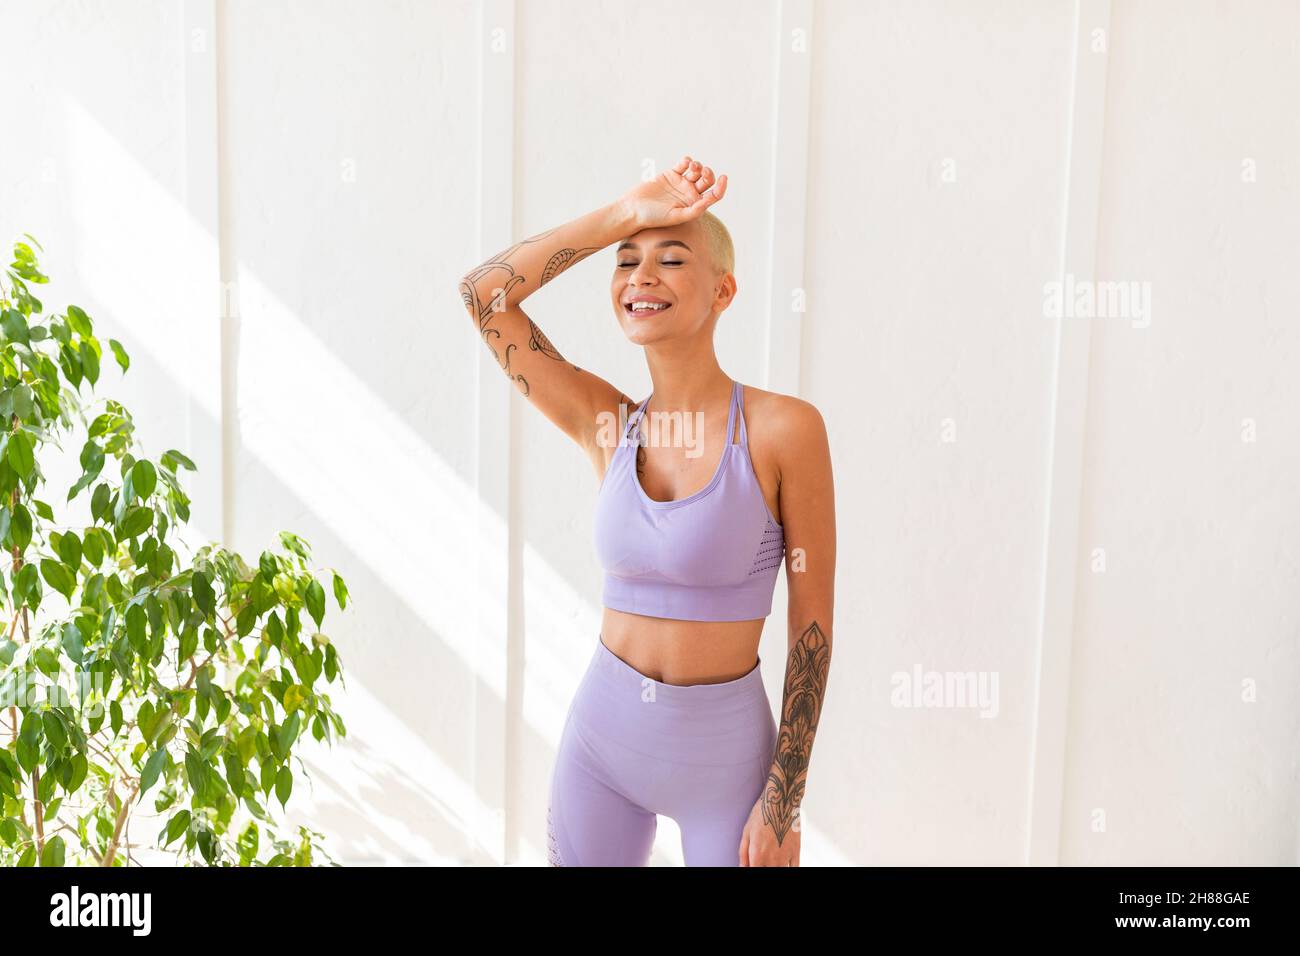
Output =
[{"x1": 749, "y1": 515, "x2": 785, "y2": 575}]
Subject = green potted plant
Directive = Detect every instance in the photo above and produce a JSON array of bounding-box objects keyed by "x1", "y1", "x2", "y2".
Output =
[{"x1": 0, "y1": 235, "x2": 350, "y2": 866}]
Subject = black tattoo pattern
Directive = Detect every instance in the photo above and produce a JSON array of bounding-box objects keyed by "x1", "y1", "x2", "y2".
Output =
[
  {"x1": 528, "y1": 318, "x2": 564, "y2": 361},
  {"x1": 541, "y1": 247, "x2": 594, "y2": 285},
  {"x1": 763, "y1": 620, "x2": 830, "y2": 847},
  {"x1": 459, "y1": 228, "x2": 599, "y2": 395},
  {"x1": 626, "y1": 394, "x2": 648, "y2": 483}
]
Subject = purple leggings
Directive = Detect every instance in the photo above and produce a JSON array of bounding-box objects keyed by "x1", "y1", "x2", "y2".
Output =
[{"x1": 546, "y1": 634, "x2": 777, "y2": 866}]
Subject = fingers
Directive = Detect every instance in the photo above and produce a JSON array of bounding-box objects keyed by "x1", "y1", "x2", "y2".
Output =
[
  {"x1": 681, "y1": 158, "x2": 714, "y2": 195},
  {"x1": 708, "y1": 172, "x2": 727, "y2": 202},
  {"x1": 686, "y1": 172, "x2": 726, "y2": 214},
  {"x1": 664, "y1": 157, "x2": 727, "y2": 224},
  {"x1": 673, "y1": 156, "x2": 725, "y2": 197}
]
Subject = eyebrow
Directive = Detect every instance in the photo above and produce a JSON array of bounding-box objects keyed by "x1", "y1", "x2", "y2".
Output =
[{"x1": 615, "y1": 240, "x2": 693, "y2": 254}]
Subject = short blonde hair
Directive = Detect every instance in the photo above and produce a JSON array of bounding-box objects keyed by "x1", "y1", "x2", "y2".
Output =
[{"x1": 697, "y1": 210, "x2": 735, "y2": 277}]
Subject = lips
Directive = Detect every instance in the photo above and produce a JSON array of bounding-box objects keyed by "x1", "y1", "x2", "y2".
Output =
[{"x1": 623, "y1": 298, "x2": 672, "y2": 317}]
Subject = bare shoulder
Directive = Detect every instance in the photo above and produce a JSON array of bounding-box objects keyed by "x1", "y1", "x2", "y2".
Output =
[{"x1": 742, "y1": 385, "x2": 828, "y2": 467}]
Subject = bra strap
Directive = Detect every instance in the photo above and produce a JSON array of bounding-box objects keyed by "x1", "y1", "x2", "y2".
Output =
[
  {"x1": 725, "y1": 379, "x2": 740, "y2": 446},
  {"x1": 624, "y1": 393, "x2": 652, "y2": 446},
  {"x1": 732, "y1": 380, "x2": 748, "y2": 446}
]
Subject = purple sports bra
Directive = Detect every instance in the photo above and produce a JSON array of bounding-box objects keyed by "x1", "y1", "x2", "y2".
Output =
[{"x1": 593, "y1": 379, "x2": 786, "y2": 622}]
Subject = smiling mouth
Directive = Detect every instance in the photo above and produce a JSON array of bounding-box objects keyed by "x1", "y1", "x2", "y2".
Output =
[{"x1": 624, "y1": 302, "x2": 672, "y2": 316}]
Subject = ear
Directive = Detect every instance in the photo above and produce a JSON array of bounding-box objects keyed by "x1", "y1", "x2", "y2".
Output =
[{"x1": 714, "y1": 272, "x2": 738, "y2": 308}]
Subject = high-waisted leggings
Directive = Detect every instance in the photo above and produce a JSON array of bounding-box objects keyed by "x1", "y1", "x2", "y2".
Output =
[{"x1": 546, "y1": 634, "x2": 777, "y2": 866}]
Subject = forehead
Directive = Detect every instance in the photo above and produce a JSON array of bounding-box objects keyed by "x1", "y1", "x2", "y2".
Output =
[{"x1": 616, "y1": 221, "x2": 702, "y2": 254}]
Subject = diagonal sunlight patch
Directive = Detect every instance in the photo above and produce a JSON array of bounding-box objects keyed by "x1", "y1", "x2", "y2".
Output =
[{"x1": 58, "y1": 94, "x2": 566, "y2": 859}]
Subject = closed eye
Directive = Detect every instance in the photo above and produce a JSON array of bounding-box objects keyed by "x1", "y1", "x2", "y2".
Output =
[{"x1": 617, "y1": 260, "x2": 684, "y2": 268}]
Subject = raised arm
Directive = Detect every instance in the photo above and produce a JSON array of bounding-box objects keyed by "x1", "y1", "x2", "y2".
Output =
[
  {"x1": 457, "y1": 155, "x2": 729, "y2": 456},
  {"x1": 457, "y1": 201, "x2": 637, "y2": 450},
  {"x1": 741, "y1": 398, "x2": 835, "y2": 867}
]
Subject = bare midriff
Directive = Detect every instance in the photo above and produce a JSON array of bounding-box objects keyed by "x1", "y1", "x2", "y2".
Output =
[{"x1": 599, "y1": 607, "x2": 766, "y2": 686}]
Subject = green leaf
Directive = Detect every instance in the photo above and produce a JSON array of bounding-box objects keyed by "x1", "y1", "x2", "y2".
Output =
[
  {"x1": 305, "y1": 579, "x2": 326, "y2": 629},
  {"x1": 130, "y1": 459, "x2": 156, "y2": 499},
  {"x1": 31, "y1": 647, "x2": 57, "y2": 677},
  {"x1": 1, "y1": 309, "x2": 29, "y2": 345},
  {"x1": 281, "y1": 711, "x2": 301, "y2": 751},
  {"x1": 125, "y1": 602, "x2": 146, "y2": 648},
  {"x1": 118, "y1": 505, "x2": 153, "y2": 538},
  {"x1": 164, "y1": 447, "x2": 195, "y2": 470},
  {"x1": 11, "y1": 384, "x2": 32, "y2": 419},
  {"x1": 39, "y1": 559, "x2": 76, "y2": 601},
  {"x1": 108, "y1": 338, "x2": 129, "y2": 371},
  {"x1": 178, "y1": 624, "x2": 198, "y2": 661},
  {"x1": 37, "y1": 768, "x2": 58, "y2": 804},
  {"x1": 332, "y1": 571, "x2": 349, "y2": 610},
  {"x1": 60, "y1": 620, "x2": 84, "y2": 664},
  {"x1": 57, "y1": 531, "x2": 82, "y2": 568},
  {"x1": 237, "y1": 821, "x2": 259, "y2": 862},
  {"x1": 78, "y1": 340, "x2": 100, "y2": 386},
  {"x1": 191, "y1": 568, "x2": 215, "y2": 617},
  {"x1": 14, "y1": 563, "x2": 38, "y2": 607},
  {"x1": 278, "y1": 531, "x2": 311, "y2": 561},
  {"x1": 82, "y1": 529, "x2": 104, "y2": 566},
  {"x1": 7, "y1": 503, "x2": 31, "y2": 551},
  {"x1": 184, "y1": 750, "x2": 206, "y2": 800},
  {"x1": 65, "y1": 304, "x2": 92, "y2": 336},
  {"x1": 275, "y1": 766, "x2": 293, "y2": 808},
  {"x1": 164, "y1": 810, "x2": 190, "y2": 847},
  {"x1": 79, "y1": 439, "x2": 105, "y2": 476},
  {"x1": 139, "y1": 747, "x2": 168, "y2": 796},
  {"x1": 66, "y1": 753, "x2": 88, "y2": 792},
  {"x1": 40, "y1": 834, "x2": 66, "y2": 867},
  {"x1": 16, "y1": 712, "x2": 41, "y2": 772},
  {"x1": 6, "y1": 429, "x2": 34, "y2": 477},
  {"x1": 223, "y1": 753, "x2": 244, "y2": 797},
  {"x1": 90, "y1": 483, "x2": 110, "y2": 521},
  {"x1": 42, "y1": 711, "x2": 67, "y2": 750}
]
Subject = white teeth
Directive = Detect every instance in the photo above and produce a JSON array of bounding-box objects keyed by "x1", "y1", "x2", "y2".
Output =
[{"x1": 629, "y1": 301, "x2": 668, "y2": 312}]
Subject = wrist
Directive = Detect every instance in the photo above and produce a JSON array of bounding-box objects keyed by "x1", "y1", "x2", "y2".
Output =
[{"x1": 603, "y1": 198, "x2": 641, "y2": 236}]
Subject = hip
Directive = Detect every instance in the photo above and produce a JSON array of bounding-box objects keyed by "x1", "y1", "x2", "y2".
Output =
[{"x1": 565, "y1": 634, "x2": 777, "y2": 768}]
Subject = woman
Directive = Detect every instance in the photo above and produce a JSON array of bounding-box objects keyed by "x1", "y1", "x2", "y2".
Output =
[{"x1": 458, "y1": 155, "x2": 835, "y2": 866}]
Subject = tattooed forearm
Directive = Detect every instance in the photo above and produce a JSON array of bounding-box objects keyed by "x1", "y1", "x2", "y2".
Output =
[
  {"x1": 763, "y1": 620, "x2": 831, "y2": 846},
  {"x1": 540, "y1": 246, "x2": 597, "y2": 285}
]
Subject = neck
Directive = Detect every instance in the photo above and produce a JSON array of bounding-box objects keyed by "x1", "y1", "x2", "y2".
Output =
[{"x1": 642, "y1": 347, "x2": 730, "y2": 410}]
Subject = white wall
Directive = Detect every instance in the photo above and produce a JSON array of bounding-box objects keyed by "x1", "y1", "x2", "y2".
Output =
[{"x1": 1, "y1": 0, "x2": 1295, "y2": 866}]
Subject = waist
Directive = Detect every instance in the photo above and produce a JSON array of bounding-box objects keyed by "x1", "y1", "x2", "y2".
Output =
[{"x1": 599, "y1": 610, "x2": 764, "y2": 686}]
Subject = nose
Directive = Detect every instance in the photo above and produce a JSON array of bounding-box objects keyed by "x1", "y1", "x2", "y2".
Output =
[{"x1": 627, "y1": 259, "x2": 660, "y2": 285}]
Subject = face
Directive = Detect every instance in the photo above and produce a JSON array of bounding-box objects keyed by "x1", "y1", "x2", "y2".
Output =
[{"x1": 611, "y1": 220, "x2": 735, "y2": 344}]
